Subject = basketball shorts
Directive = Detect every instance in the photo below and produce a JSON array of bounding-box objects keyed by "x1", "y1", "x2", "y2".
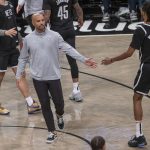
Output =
[
  {"x1": 133, "y1": 63, "x2": 150, "y2": 95},
  {"x1": 0, "y1": 49, "x2": 20, "y2": 72}
]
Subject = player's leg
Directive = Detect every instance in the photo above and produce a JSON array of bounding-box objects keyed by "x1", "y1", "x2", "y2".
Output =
[
  {"x1": 10, "y1": 50, "x2": 41, "y2": 114},
  {"x1": 0, "y1": 55, "x2": 10, "y2": 115},
  {"x1": 32, "y1": 79, "x2": 57, "y2": 143},
  {"x1": 65, "y1": 33, "x2": 83, "y2": 102},
  {"x1": 128, "y1": 63, "x2": 149, "y2": 147},
  {"x1": 48, "y1": 79, "x2": 64, "y2": 130}
]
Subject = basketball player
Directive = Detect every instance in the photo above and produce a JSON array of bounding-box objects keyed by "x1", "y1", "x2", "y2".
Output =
[
  {"x1": 16, "y1": 13, "x2": 96, "y2": 143},
  {"x1": 43, "y1": 0, "x2": 84, "y2": 102},
  {"x1": 0, "y1": 0, "x2": 40, "y2": 115},
  {"x1": 102, "y1": 2, "x2": 150, "y2": 148}
]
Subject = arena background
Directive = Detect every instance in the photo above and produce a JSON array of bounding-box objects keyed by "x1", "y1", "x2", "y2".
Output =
[{"x1": 11, "y1": 0, "x2": 143, "y2": 36}]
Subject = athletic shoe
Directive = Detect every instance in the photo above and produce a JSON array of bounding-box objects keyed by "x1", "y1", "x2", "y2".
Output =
[
  {"x1": 69, "y1": 91, "x2": 83, "y2": 102},
  {"x1": 115, "y1": 7, "x2": 129, "y2": 17},
  {"x1": 102, "y1": 13, "x2": 110, "y2": 22},
  {"x1": 27, "y1": 100, "x2": 41, "y2": 114},
  {"x1": 130, "y1": 10, "x2": 138, "y2": 21},
  {"x1": 128, "y1": 135, "x2": 147, "y2": 148},
  {"x1": 0, "y1": 105, "x2": 10, "y2": 115},
  {"x1": 46, "y1": 132, "x2": 57, "y2": 144},
  {"x1": 57, "y1": 115, "x2": 64, "y2": 129}
]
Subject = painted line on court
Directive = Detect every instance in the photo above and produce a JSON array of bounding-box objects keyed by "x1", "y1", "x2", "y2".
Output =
[
  {"x1": 0, "y1": 125, "x2": 91, "y2": 146},
  {"x1": 76, "y1": 33, "x2": 133, "y2": 38},
  {"x1": 62, "y1": 67, "x2": 150, "y2": 99}
]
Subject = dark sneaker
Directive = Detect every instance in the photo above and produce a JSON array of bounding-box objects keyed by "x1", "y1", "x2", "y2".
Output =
[
  {"x1": 27, "y1": 100, "x2": 41, "y2": 114},
  {"x1": 57, "y1": 115, "x2": 64, "y2": 129},
  {"x1": 46, "y1": 132, "x2": 57, "y2": 144},
  {"x1": 69, "y1": 91, "x2": 83, "y2": 102},
  {"x1": 128, "y1": 135, "x2": 147, "y2": 148},
  {"x1": 0, "y1": 105, "x2": 10, "y2": 115}
]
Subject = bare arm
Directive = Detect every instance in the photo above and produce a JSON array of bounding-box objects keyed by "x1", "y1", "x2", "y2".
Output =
[
  {"x1": 44, "y1": 10, "x2": 51, "y2": 24},
  {"x1": 16, "y1": 0, "x2": 25, "y2": 14},
  {"x1": 101, "y1": 47, "x2": 136, "y2": 65},
  {"x1": 0, "y1": 28, "x2": 17, "y2": 37},
  {"x1": 73, "y1": 2, "x2": 83, "y2": 27}
]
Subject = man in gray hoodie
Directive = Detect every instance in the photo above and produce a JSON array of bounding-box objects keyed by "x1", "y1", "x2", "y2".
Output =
[{"x1": 16, "y1": 13, "x2": 97, "y2": 143}]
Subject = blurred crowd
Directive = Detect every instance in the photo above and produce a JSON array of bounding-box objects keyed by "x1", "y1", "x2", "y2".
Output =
[{"x1": 102, "y1": 0, "x2": 150, "y2": 22}]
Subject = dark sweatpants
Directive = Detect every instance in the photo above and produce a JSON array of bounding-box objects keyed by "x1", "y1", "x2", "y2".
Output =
[{"x1": 33, "y1": 79, "x2": 64, "y2": 132}]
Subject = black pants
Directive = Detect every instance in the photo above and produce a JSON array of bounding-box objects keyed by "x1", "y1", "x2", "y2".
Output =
[
  {"x1": 33, "y1": 79, "x2": 64, "y2": 132},
  {"x1": 103, "y1": 0, "x2": 111, "y2": 13},
  {"x1": 52, "y1": 27, "x2": 79, "y2": 79}
]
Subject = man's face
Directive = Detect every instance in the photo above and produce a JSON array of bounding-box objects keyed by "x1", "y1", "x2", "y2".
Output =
[{"x1": 32, "y1": 14, "x2": 45, "y2": 31}]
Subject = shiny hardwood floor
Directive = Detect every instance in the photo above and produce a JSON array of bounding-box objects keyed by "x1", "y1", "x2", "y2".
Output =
[{"x1": 0, "y1": 35, "x2": 150, "y2": 150}]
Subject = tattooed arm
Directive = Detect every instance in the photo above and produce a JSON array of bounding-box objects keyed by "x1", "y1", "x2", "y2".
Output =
[
  {"x1": 44, "y1": 10, "x2": 51, "y2": 24},
  {"x1": 73, "y1": 2, "x2": 83, "y2": 27}
]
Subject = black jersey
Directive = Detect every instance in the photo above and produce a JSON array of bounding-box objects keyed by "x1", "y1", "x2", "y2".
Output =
[
  {"x1": 43, "y1": 0, "x2": 77, "y2": 31},
  {"x1": 130, "y1": 23, "x2": 150, "y2": 63},
  {"x1": 0, "y1": 1, "x2": 17, "y2": 53}
]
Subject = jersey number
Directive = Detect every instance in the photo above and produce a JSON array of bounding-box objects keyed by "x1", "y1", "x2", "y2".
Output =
[{"x1": 58, "y1": 5, "x2": 68, "y2": 20}]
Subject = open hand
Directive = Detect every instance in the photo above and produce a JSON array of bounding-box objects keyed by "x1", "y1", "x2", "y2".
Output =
[
  {"x1": 101, "y1": 57, "x2": 112, "y2": 65},
  {"x1": 85, "y1": 58, "x2": 97, "y2": 68}
]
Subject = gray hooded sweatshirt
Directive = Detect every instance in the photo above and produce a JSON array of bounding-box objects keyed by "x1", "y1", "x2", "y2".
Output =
[{"x1": 16, "y1": 28, "x2": 87, "y2": 80}]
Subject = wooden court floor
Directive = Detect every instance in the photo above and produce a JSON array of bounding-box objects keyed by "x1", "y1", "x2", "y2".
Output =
[{"x1": 0, "y1": 35, "x2": 150, "y2": 150}]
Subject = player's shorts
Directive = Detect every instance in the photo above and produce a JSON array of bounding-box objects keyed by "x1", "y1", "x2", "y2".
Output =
[
  {"x1": 0, "y1": 49, "x2": 20, "y2": 72},
  {"x1": 133, "y1": 63, "x2": 150, "y2": 95}
]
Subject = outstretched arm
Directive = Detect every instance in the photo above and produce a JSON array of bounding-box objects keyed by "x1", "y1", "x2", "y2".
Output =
[
  {"x1": 101, "y1": 47, "x2": 135, "y2": 65},
  {"x1": 73, "y1": 2, "x2": 84, "y2": 27},
  {"x1": 58, "y1": 34, "x2": 97, "y2": 68}
]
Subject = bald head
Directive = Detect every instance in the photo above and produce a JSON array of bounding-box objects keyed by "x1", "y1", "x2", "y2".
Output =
[{"x1": 32, "y1": 13, "x2": 45, "y2": 32}]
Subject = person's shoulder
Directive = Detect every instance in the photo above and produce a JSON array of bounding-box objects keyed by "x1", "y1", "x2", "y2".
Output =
[
  {"x1": 136, "y1": 23, "x2": 150, "y2": 35},
  {"x1": 135, "y1": 23, "x2": 147, "y2": 35},
  {"x1": 24, "y1": 32, "x2": 35, "y2": 40},
  {"x1": 47, "y1": 29, "x2": 60, "y2": 37}
]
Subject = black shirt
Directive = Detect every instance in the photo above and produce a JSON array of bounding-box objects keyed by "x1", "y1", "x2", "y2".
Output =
[
  {"x1": 130, "y1": 23, "x2": 150, "y2": 63},
  {"x1": 0, "y1": 1, "x2": 17, "y2": 53},
  {"x1": 43, "y1": 0, "x2": 78, "y2": 31}
]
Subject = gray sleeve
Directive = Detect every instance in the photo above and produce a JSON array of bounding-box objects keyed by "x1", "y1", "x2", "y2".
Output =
[
  {"x1": 58, "y1": 34, "x2": 87, "y2": 63},
  {"x1": 16, "y1": 38, "x2": 29, "y2": 79},
  {"x1": 18, "y1": 0, "x2": 25, "y2": 6},
  {"x1": 0, "y1": 29, "x2": 6, "y2": 36}
]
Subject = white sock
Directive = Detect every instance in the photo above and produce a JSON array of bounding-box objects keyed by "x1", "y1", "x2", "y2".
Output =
[
  {"x1": 136, "y1": 121, "x2": 143, "y2": 137},
  {"x1": 73, "y1": 82, "x2": 80, "y2": 94},
  {"x1": 26, "y1": 96, "x2": 33, "y2": 106}
]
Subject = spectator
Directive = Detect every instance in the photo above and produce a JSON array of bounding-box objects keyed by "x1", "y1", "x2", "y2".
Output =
[
  {"x1": 91, "y1": 136, "x2": 106, "y2": 150},
  {"x1": 128, "y1": 0, "x2": 138, "y2": 21},
  {"x1": 102, "y1": 0, "x2": 111, "y2": 22}
]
